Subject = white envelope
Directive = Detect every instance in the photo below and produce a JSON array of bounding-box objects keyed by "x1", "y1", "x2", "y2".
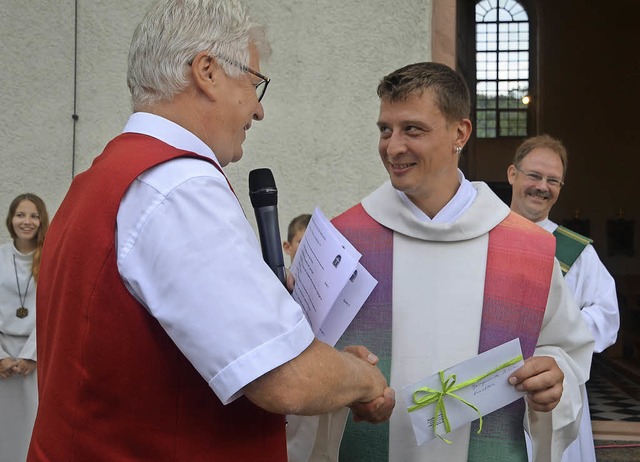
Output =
[{"x1": 401, "y1": 338, "x2": 526, "y2": 446}]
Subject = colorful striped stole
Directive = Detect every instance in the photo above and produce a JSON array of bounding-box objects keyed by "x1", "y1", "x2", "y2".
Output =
[
  {"x1": 332, "y1": 204, "x2": 555, "y2": 462},
  {"x1": 333, "y1": 204, "x2": 394, "y2": 461}
]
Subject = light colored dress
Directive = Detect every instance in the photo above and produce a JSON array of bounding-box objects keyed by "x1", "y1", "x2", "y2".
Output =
[{"x1": 0, "y1": 242, "x2": 38, "y2": 462}]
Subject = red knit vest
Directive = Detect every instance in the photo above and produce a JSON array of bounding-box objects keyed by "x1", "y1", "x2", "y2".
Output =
[{"x1": 28, "y1": 133, "x2": 287, "y2": 462}]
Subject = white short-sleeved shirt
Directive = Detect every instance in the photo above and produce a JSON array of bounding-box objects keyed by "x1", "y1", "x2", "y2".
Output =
[{"x1": 116, "y1": 112, "x2": 314, "y2": 404}]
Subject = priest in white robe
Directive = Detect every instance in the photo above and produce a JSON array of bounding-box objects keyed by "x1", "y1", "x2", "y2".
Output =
[
  {"x1": 507, "y1": 134, "x2": 620, "y2": 462},
  {"x1": 287, "y1": 62, "x2": 594, "y2": 462}
]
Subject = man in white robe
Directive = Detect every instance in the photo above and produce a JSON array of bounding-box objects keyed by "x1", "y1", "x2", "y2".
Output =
[
  {"x1": 287, "y1": 62, "x2": 594, "y2": 462},
  {"x1": 507, "y1": 134, "x2": 620, "y2": 462}
]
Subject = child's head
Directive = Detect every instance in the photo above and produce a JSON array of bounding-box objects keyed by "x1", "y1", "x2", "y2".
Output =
[{"x1": 283, "y1": 213, "x2": 311, "y2": 263}]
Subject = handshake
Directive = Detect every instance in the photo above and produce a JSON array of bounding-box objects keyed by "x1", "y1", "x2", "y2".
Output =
[
  {"x1": 344, "y1": 345, "x2": 396, "y2": 424},
  {"x1": 243, "y1": 338, "x2": 395, "y2": 423}
]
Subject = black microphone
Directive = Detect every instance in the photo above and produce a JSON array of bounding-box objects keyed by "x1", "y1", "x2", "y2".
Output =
[{"x1": 249, "y1": 168, "x2": 286, "y2": 286}]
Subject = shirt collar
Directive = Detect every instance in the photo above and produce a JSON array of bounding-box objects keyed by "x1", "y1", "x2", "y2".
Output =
[
  {"x1": 536, "y1": 217, "x2": 556, "y2": 233},
  {"x1": 122, "y1": 112, "x2": 221, "y2": 167},
  {"x1": 398, "y1": 169, "x2": 478, "y2": 224}
]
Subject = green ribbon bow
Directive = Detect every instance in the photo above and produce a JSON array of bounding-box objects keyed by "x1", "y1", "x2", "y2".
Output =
[{"x1": 407, "y1": 354, "x2": 524, "y2": 444}]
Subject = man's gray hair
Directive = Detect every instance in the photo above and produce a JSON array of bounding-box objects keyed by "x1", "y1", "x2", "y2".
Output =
[{"x1": 127, "y1": 0, "x2": 270, "y2": 109}]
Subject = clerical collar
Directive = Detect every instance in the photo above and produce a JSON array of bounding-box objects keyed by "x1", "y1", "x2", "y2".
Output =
[{"x1": 398, "y1": 169, "x2": 477, "y2": 224}]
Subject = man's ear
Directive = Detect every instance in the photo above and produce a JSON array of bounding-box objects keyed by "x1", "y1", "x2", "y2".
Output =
[
  {"x1": 507, "y1": 164, "x2": 517, "y2": 185},
  {"x1": 455, "y1": 118, "x2": 472, "y2": 146},
  {"x1": 283, "y1": 241, "x2": 292, "y2": 257},
  {"x1": 189, "y1": 51, "x2": 221, "y2": 101}
]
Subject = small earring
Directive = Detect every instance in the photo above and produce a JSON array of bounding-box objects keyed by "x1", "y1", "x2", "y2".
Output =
[{"x1": 455, "y1": 146, "x2": 462, "y2": 155}]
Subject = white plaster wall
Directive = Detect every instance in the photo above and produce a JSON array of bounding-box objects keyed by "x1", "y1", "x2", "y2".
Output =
[
  {"x1": 0, "y1": 0, "x2": 77, "y2": 241},
  {"x1": 0, "y1": 0, "x2": 431, "y2": 244}
]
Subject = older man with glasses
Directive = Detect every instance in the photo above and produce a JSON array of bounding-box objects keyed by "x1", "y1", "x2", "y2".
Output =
[
  {"x1": 27, "y1": 1, "x2": 393, "y2": 461},
  {"x1": 508, "y1": 134, "x2": 620, "y2": 462}
]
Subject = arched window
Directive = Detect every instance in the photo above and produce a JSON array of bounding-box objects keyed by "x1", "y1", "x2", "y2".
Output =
[{"x1": 475, "y1": 0, "x2": 530, "y2": 138}]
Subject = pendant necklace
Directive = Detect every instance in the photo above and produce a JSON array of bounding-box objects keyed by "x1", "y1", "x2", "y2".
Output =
[{"x1": 13, "y1": 254, "x2": 33, "y2": 319}]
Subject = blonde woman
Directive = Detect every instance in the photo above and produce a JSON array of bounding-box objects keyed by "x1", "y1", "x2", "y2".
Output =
[{"x1": 0, "y1": 193, "x2": 49, "y2": 462}]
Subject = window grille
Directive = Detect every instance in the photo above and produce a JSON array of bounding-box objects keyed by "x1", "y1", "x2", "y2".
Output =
[{"x1": 475, "y1": 0, "x2": 530, "y2": 138}]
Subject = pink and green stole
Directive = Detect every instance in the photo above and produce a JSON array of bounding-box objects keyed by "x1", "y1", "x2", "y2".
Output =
[{"x1": 331, "y1": 204, "x2": 555, "y2": 462}]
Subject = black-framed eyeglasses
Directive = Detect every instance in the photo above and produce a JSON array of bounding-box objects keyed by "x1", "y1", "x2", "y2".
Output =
[
  {"x1": 188, "y1": 55, "x2": 270, "y2": 102},
  {"x1": 223, "y1": 58, "x2": 270, "y2": 102},
  {"x1": 514, "y1": 165, "x2": 564, "y2": 188}
]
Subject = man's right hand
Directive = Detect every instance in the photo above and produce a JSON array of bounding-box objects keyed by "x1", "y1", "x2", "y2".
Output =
[
  {"x1": 344, "y1": 345, "x2": 396, "y2": 423},
  {"x1": 244, "y1": 339, "x2": 393, "y2": 417}
]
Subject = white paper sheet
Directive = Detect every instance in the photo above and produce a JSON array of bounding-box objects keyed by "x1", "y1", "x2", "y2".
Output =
[
  {"x1": 290, "y1": 207, "x2": 377, "y2": 345},
  {"x1": 316, "y1": 263, "x2": 378, "y2": 346}
]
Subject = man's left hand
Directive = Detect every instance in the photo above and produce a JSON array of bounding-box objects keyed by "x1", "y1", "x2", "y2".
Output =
[
  {"x1": 349, "y1": 386, "x2": 395, "y2": 423},
  {"x1": 285, "y1": 268, "x2": 295, "y2": 293},
  {"x1": 508, "y1": 355, "x2": 564, "y2": 412}
]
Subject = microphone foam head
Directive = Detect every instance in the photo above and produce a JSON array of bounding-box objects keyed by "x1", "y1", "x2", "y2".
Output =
[{"x1": 249, "y1": 168, "x2": 278, "y2": 207}]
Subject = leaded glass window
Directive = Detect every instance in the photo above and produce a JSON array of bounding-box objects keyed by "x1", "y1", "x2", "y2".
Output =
[{"x1": 475, "y1": 0, "x2": 529, "y2": 138}]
